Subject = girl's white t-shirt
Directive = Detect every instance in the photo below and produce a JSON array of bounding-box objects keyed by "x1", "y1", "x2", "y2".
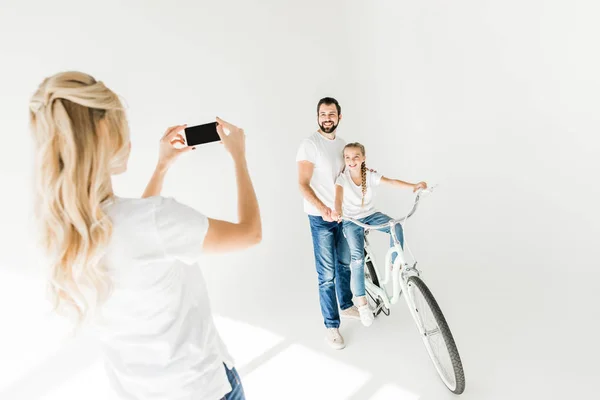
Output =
[
  {"x1": 87, "y1": 196, "x2": 234, "y2": 400},
  {"x1": 335, "y1": 169, "x2": 383, "y2": 219}
]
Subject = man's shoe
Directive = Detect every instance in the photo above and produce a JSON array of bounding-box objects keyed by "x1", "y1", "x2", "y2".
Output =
[
  {"x1": 325, "y1": 328, "x2": 346, "y2": 350},
  {"x1": 340, "y1": 305, "x2": 361, "y2": 320}
]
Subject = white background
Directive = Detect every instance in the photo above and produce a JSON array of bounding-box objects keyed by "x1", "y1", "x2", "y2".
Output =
[{"x1": 1, "y1": 1, "x2": 598, "y2": 399}]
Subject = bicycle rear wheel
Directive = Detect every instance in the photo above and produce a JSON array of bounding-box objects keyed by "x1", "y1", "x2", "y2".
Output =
[{"x1": 406, "y1": 276, "x2": 465, "y2": 394}]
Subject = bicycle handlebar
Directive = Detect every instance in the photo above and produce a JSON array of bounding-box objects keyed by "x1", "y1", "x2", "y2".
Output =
[{"x1": 339, "y1": 185, "x2": 437, "y2": 229}]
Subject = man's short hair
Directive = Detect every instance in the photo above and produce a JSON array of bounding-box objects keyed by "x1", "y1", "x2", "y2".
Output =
[{"x1": 317, "y1": 97, "x2": 341, "y2": 115}]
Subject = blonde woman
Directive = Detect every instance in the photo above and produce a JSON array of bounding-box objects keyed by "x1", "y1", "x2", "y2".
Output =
[{"x1": 29, "y1": 71, "x2": 260, "y2": 400}]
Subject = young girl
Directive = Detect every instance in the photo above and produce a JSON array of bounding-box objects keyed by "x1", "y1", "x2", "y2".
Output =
[
  {"x1": 29, "y1": 71, "x2": 260, "y2": 400},
  {"x1": 334, "y1": 142, "x2": 427, "y2": 326}
]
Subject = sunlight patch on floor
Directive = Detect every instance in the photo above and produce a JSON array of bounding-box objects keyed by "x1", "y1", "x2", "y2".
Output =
[
  {"x1": 243, "y1": 343, "x2": 372, "y2": 399},
  {"x1": 214, "y1": 315, "x2": 285, "y2": 369},
  {"x1": 1, "y1": 282, "x2": 422, "y2": 400}
]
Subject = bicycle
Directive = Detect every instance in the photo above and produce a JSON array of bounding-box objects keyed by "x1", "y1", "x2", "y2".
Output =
[{"x1": 341, "y1": 186, "x2": 466, "y2": 394}]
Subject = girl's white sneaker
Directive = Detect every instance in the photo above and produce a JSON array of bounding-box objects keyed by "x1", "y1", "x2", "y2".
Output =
[{"x1": 357, "y1": 304, "x2": 374, "y2": 327}]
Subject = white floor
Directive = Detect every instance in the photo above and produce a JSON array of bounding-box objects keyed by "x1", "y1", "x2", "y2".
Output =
[{"x1": 0, "y1": 227, "x2": 595, "y2": 400}]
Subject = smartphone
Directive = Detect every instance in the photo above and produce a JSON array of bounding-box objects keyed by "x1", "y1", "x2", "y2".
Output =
[{"x1": 184, "y1": 122, "x2": 220, "y2": 146}]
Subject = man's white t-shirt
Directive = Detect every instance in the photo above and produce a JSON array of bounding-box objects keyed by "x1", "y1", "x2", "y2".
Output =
[
  {"x1": 296, "y1": 131, "x2": 346, "y2": 216},
  {"x1": 87, "y1": 196, "x2": 234, "y2": 400},
  {"x1": 335, "y1": 169, "x2": 383, "y2": 219}
]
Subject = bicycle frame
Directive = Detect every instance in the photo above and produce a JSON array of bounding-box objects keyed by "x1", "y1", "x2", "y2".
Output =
[
  {"x1": 343, "y1": 186, "x2": 466, "y2": 394},
  {"x1": 363, "y1": 226, "x2": 419, "y2": 309},
  {"x1": 342, "y1": 187, "x2": 435, "y2": 317}
]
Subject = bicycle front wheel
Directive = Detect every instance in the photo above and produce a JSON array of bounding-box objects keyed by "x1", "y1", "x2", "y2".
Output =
[{"x1": 406, "y1": 276, "x2": 465, "y2": 394}]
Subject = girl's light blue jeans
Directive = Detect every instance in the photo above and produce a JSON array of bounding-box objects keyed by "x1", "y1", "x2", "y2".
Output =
[{"x1": 341, "y1": 212, "x2": 404, "y2": 297}]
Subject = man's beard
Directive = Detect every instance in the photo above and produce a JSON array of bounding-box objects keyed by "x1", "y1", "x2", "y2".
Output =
[{"x1": 319, "y1": 121, "x2": 338, "y2": 133}]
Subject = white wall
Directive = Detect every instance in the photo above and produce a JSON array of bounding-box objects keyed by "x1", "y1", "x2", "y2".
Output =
[
  {"x1": 0, "y1": 1, "x2": 598, "y2": 399},
  {"x1": 0, "y1": 0, "x2": 363, "y2": 304},
  {"x1": 0, "y1": 0, "x2": 365, "y2": 397},
  {"x1": 350, "y1": 0, "x2": 600, "y2": 398}
]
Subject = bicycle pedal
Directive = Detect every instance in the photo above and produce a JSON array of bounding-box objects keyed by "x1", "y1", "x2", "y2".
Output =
[{"x1": 374, "y1": 303, "x2": 390, "y2": 317}]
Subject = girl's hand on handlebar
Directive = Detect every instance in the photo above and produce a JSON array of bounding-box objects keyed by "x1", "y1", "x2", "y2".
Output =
[{"x1": 413, "y1": 181, "x2": 428, "y2": 192}]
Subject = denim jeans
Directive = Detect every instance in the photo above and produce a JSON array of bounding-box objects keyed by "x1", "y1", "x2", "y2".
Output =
[
  {"x1": 342, "y1": 212, "x2": 404, "y2": 297},
  {"x1": 221, "y1": 364, "x2": 245, "y2": 400},
  {"x1": 308, "y1": 215, "x2": 354, "y2": 328}
]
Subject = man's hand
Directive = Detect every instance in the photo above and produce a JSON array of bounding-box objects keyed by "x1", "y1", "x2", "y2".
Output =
[{"x1": 320, "y1": 206, "x2": 334, "y2": 222}]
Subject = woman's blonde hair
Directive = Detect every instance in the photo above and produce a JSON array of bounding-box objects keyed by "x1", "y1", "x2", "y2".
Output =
[
  {"x1": 343, "y1": 142, "x2": 368, "y2": 207},
  {"x1": 29, "y1": 71, "x2": 130, "y2": 323}
]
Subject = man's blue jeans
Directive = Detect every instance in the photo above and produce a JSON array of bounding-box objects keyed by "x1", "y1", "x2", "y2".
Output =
[
  {"x1": 342, "y1": 212, "x2": 404, "y2": 297},
  {"x1": 308, "y1": 215, "x2": 354, "y2": 329}
]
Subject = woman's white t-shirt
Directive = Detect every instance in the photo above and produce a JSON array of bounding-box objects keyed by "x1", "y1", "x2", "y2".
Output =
[
  {"x1": 335, "y1": 169, "x2": 383, "y2": 219},
  {"x1": 87, "y1": 196, "x2": 234, "y2": 400}
]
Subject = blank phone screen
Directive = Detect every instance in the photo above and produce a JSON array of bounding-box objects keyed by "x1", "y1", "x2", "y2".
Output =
[{"x1": 184, "y1": 122, "x2": 220, "y2": 146}]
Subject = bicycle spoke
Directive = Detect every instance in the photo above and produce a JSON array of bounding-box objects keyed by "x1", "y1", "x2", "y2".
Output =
[
  {"x1": 425, "y1": 328, "x2": 440, "y2": 337},
  {"x1": 430, "y1": 335, "x2": 455, "y2": 387}
]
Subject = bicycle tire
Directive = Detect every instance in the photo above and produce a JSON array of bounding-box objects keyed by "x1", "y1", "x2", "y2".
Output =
[{"x1": 406, "y1": 276, "x2": 465, "y2": 394}]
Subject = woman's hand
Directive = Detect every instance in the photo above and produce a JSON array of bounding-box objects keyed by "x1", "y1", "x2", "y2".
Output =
[
  {"x1": 413, "y1": 181, "x2": 428, "y2": 192},
  {"x1": 157, "y1": 125, "x2": 193, "y2": 170},
  {"x1": 216, "y1": 117, "x2": 246, "y2": 161},
  {"x1": 143, "y1": 125, "x2": 192, "y2": 198}
]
